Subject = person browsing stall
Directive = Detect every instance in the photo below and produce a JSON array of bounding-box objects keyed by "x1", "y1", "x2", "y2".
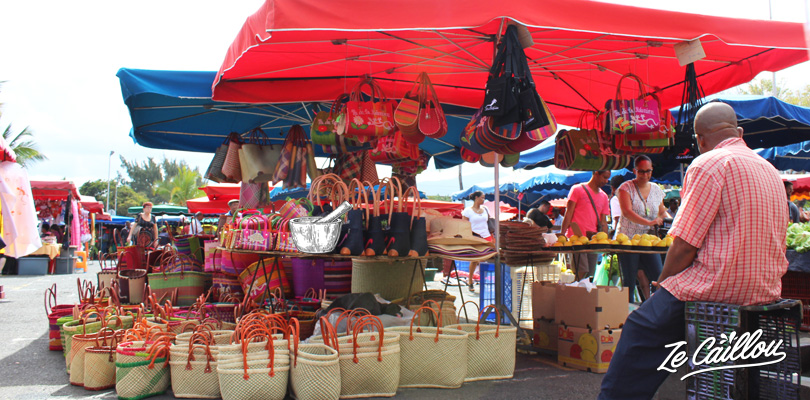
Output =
[
  {"x1": 523, "y1": 200, "x2": 553, "y2": 231},
  {"x1": 609, "y1": 175, "x2": 625, "y2": 238},
  {"x1": 462, "y1": 191, "x2": 493, "y2": 292},
  {"x1": 615, "y1": 155, "x2": 668, "y2": 302},
  {"x1": 127, "y1": 202, "x2": 159, "y2": 248},
  {"x1": 189, "y1": 212, "x2": 204, "y2": 235},
  {"x1": 559, "y1": 170, "x2": 611, "y2": 280},
  {"x1": 599, "y1": 102, "x2": 790, "y2": 399},
  {"x1": 667, "y1": 198, "x2": 679, "y2": 218},
  {"x1": 785, "y1": 181, "x2": 800, "y2": 223}
]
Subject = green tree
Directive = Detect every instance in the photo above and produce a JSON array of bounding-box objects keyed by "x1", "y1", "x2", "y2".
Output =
[
  {"x1": 2, "y1": 125, "x2": 47, "y2": 168},
  {"x1": 739, "y1": 78, "x2": 810, "y2": 107},
  {"x1": 120, "y1": 156, "x2": 162, "y2": 195},
  {"x1": 79, "y1": 179, "x2": 110, "y2": 201},
  {"x1": 115, "y1": 185, "x2": 149, "y2": 216},
  {"x1": 165, "y1": 166, "x2": 204, "y2": 206}
]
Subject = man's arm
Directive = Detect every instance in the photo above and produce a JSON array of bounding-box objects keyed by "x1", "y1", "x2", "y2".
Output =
[
  {"x1": 656, "y1": 237, "x2": 698, "y2": 284},
  {"x1": 559, "y1": 199, "x2": 577, "y2": 235}
]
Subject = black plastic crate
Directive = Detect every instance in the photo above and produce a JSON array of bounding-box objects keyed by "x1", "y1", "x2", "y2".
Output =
[
  {"x1": 685, "y1": 299, "x2": 801, "y2": 400},
  {"x1": 781, "y1": 271, "x2": 810, "y2": 331}
]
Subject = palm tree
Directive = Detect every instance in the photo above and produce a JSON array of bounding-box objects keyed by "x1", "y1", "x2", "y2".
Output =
[
  {"x1": 169, "y1": 166, "x2": 204, "y2": 206},
  {"x1": 2, "y1": 125, "x2": 47, "y2": 167}
]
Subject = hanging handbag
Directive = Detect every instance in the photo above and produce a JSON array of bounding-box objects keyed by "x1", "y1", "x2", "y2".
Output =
[
  {"x1": 418, "y1": 73, "x2": 448, "y2": 138},
  {"x1": 311, "y1": 95, "x2": 349, "y2": 147},
  {"x1": 554, "y1": 129, "x2": 630, "y2": 171},
  {"x1": 205, "y1": 133, "x2": 235, "y2": 183},
  {"x1": 239, "y1": 181, "x2": 271, "y2": 210},
  {"x1": 395, "y1": 73, "x2": 423, "y2": 143},
  {"x1": 482, "y1": 26, "x2": 520, "y2": 124},
  {"x1": 498, "y1": 97, "x2": 557, "y2": 155},
  {"x1": 369, "y1": 129, "x2": 420, "y2": 165},
  {"x1": 611, "y1": 92, "x2": 675, "y2": 154},
  {"x1": 604, "y1": 73, "x2": 662, "y2": 153},
  {"x1": 221, "y1": 133, "x2": 243, "y2": 183},
  {"x1": 238, "y1": 128, "x2": 283, "y2": 183},
  {"x1": 360, "y1": 150, "x2": 379, "y2": 183},
  {"x1": 344, "y1": 77, "x2": 396, "y2": 141}
]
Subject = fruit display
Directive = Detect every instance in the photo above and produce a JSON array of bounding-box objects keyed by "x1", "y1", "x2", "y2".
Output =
[{"x1": 549, "y1": 232, "x2": 673, "y2": 249}]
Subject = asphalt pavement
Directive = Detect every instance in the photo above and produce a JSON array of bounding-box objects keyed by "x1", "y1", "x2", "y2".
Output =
[{"x1": 0, "y1": 259, "x2": 694, "y2": 400}]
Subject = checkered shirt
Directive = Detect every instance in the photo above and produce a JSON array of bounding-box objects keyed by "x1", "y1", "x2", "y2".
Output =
[{"x1": 661, "y1": 138, "x2": 788, "y2": 305}]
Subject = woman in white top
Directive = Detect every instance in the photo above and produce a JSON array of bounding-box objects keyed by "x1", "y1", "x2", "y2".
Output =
[
  {"x1": 616, "y1": 155, "x2": 668, "y2": 302},
  {"x1": 461, "y1": 191, "x2": 492, "y2": 292}
]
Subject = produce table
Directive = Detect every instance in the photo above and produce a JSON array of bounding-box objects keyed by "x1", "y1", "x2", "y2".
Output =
[{"x1": 786, "y1": 250, "x2": 810, "y2": 273}]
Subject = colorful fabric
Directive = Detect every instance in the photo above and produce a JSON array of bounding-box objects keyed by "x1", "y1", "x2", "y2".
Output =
[
  {"x1": 662, "y1": 138, "x2": 788, "y2": 305},
  {"x1": 0, "y1": 161, "x2": 42, "y2": 257},
  {"x1": 238, "y1": 258, "x2": 292, "y2": 303}
]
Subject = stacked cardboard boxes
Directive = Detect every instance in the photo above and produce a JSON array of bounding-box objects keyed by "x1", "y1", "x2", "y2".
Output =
[
  {"x1": 531, "y1": 281, "x2": 558, "y2": 352},
  {"x1": 555, "y1": 285, "x2": 628, "y2": 373}
]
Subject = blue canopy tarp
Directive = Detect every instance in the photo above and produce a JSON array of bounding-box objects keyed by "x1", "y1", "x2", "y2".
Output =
[
  {"x1": 96, "y1": 215, "x2": 135, "y2": 226},
  {"x1": 453, "y1": 166, "x2": 682, "y2": 209},
  {"x1": 755, "y1": 141, "x2": 810, "y2": 171},
  {"x1": 117, "y1": 68, "x2": 477, "y2": 169}
]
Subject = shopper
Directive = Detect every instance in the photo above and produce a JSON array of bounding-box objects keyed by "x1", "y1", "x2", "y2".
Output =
[
  {"x1": 667, "y1": 198, "x2": 679, "y2": 218},
  {"x1": 128, "y1": 202, "x2": 158, "y2": 248},
  {"x1": 559, "y1": 171, "x2": 610, "y2": 280},
  {"x1": 608, "y1": 175, "x2": 624, "y2": 238},
  {"x1": 523, "y1": 200, "x2": 553, "y2": 231},
  {"x1": 599, "y1": 102, "x2": 789, "y2": 399},
  {"x1": 189, "y1": 212, "x2": 204, "y2": 235},
  {"x1": 461, "y1": 191, "x2": 493, "y2": 292},
  {"x1": 615, "y1": 155, "x2": 668, "y2": 302},
  {"x1": 119, "y1": 222, "x2": 131, "y2": 246},
  {"x1": 785, "y1": 181, "x2": 800, "y2": 223}
]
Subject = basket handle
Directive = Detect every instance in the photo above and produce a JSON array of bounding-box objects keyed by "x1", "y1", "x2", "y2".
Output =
[
  {"x1": 319, "y1": 316, "x2": 339, "y2": 350},
  {"x1": 351, "y1": 315, "x2": 385, "y2": 363},
  {"x1": 456, "y1": 301, "x2": 481, "y2": 325},
  {"x1": 288, "y1": 317, "x2": 300, "y2": 367},
  {"x1": 409, "y1": 306, "x2": 441, "y2": 343},
  {"x1": 478, "y1": 304, "x2": 501, "y2": 340}
]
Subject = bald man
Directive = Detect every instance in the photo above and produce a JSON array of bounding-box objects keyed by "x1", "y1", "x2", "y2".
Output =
[{"x1": 599, "y1": 102, "x2": 789, "y2": 399}]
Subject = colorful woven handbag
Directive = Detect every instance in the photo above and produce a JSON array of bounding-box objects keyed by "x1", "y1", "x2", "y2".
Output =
[
  {"x1": 554, "y1": 129, "x2": 630, "y2": 171},
  {"x1": 498, "y1": 98, "x2": 557, "y2": 155},
  {"x1": 418, "y1": 73, "x2": 448, "y2": 138},
  {"x1": 221, "y1": 133, "x2": 243, "y2": 183},
  {"x1": 273, "y1": 219, "x2": 298, "y2": 253},
  {"x1": 311, "y1": 94, "x2": 349, "y2": 147},
  {"x1": 147, "y1": 263, "x2": 210, "y2": 307},
  {"x1": 344, "y1": 77, "x2": 396, "y2": 142},
  {"x1": 369, "y1": 129, "x2": 420, "y2": 165},
  {"x1": 395, "y1": 73, "x2": 423, "y2": 143},
  {"x1": 238, "y1": 214, "x2": 273, "y2": 251},
  {"x1": 239, "y1": 128, "x2": 283, "y2": 183},
  {"x1": 204, "y1": 133, "x2": 235, "y2": 183},
  {"x1": 239, "y1": 181, "x2": 271, "y2": 210},
  {"x1": 219, "y1": 250, "x2": 262, "y2": 277},
  {"x1": 238, "y1": 258, "x2": 292, "y2": 303}
]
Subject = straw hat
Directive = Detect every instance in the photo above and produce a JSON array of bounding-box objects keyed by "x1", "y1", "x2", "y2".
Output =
[{"x1": 427, "y1": 217, "x2": 495, "y2": 247}]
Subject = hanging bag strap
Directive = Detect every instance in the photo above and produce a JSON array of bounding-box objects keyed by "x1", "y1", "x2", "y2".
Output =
[{"x1": 580, "y1": 183, "x2": 604, "y2": 235}]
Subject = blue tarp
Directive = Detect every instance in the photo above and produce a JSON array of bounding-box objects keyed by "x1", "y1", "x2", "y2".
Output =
[
  {"x1": 755, "y1": 141, "x2": 810, "y2": 171},
  {"x1": 117, "y1": 68, "x2": 478, "y2": 169},
  {"x1": 97, "y1": 215, "x2": 135, "y2": 226},
  {"x1": 452, "y1": 166, "x2": 682, "y2": 208}
]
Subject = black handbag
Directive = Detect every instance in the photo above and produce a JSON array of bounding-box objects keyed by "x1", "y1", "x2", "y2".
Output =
[{"x1": 483, "y1": 26, "x2": 520, "y2": 124}]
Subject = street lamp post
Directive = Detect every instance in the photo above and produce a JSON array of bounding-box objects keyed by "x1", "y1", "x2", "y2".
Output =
[
  {"x1": 114, "y1": 178, "x2": 119, "y2": 215},
  {"x1": 106, "y1": 150, "x2": 114, "y2": 212}
]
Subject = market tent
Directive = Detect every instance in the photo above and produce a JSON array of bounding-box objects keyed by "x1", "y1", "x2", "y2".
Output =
[
  {"x1": 96, "y1": 215, "x2": 134, "y2": 226},
  {"x1": 127, "y1": 204, "x2": 188, "y2": 216},
  {"x1": 186, "y1": 196, "x2": 234, "y2": 214},
  {"x1": 79, "y1": 195, "x2": 104, "y2": 214},
  {"x1": 756, "y1": 141, "x2": 810, "y2": 172},
  {"x1": 212, "y1": 0, "x2": 807, "y2": 127},
  {"x1": 117, "y1": 68, "x2": 476, "y2": 169},
  {"x1": 673, "y1": 95, "x2": 810, "y2": 150},
  {"x1": 200, "y1": 183, "x2": 240, "y2": 201},
  {"x1": 30, "y1": 180, "x2": 80, "y2": 201}
]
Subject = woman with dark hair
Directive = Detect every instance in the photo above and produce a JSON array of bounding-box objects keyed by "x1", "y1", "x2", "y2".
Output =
[
  {"x1": 616, "y1": 155, "x2": 668, "y2": 301},
  {"x1": 128, "y1": 202, "x2": 158, "y2": 248},
  {"x1": 461, "y1": 190, "x2": 493, "y2": 291}
]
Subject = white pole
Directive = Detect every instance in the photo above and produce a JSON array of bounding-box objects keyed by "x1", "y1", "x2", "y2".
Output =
[{"x1": 106, "y1": 150, "x2": 114, "y2": 212}]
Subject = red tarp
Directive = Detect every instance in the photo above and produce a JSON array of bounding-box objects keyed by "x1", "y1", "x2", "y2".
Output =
[
  {"x1": 200, "y1": 183, "x2": 240, "y2": 200},
  {"x1": 79, "y1": 195, "x2": 104, "y2": 214},
  {"x1": 30, "y1": 180, "x2": 80, "y2": 201},
  {"x1": 212, "y1": 0, "x2": 808, "y2": 126}
]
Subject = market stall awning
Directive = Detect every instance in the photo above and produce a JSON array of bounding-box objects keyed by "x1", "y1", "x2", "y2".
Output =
[
  {"x1": 187, "y1": 196, "x2": 235, "y2": 214},
  {"x1": 117, "y1": 68, "x2": 476, "y2": 169},
  {"x1": 212, "y1": 0, "x2": 807, "y2": 127},
  {"x1": 756, "y1": 141, "x2": 810, "y2": 172},
  {"x1": 127, "y1": 204, "x2": 189, "y2": 216},
  {"x1": 672, "y1": 95, "x2": 810, "y2": 150},
  {"x1": 200, "y1": 183, "x2": 241, "y2": 201},
  {"x1": 30, "y1": 180, "x2": 80, "y2": 201},
  {"x1": 79, "y1": 195, "x2": 104, "y2": 214}
]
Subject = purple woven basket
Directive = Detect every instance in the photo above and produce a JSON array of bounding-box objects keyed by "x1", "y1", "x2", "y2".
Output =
[{"x1": 291, "y1": 258, "x2": 325, "y2": 298}]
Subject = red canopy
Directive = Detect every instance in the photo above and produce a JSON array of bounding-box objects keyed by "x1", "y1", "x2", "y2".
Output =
[
  {"x1": 200, "y1": 183, "x2": 240, "y2": 201},
  {"x1": 187, "y1": 196, "x2": 236, "y2": 214},
  {"x1": 212, "y1": 0, "x2": 808, "y2": 125},
  {"x1": 30, "y1": 180, "x2": 80, "y2": 201},
  {"x1": 79, "y1": 195, "x2": 104, "y2": 214}
]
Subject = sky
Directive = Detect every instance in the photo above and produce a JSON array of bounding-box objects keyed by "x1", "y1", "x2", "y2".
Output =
[{"x1": 1, "y1": 0, "x2": 809, "y2": 199}]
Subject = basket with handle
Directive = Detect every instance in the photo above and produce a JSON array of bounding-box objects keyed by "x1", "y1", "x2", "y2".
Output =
[
  {"x1": 169, "y1": 335, "x2": 221, "y2": 399},
  {"x1": 69, "y1": 322, "x2": 121, "y2": 387},
  {"x1": 115, "y1": 339, "x2": 172, "y2": 400},
  {"x1": 83, "y1": 329, "x2": 125, "y2": 391},
  {"x1": 216, "y1": 329, "x2": 291, "y2": 400},
  {"x1": 290, "y1": 317, "x2": 341, "y2": 400},
  {"x1": 45, "y1": 284, "x2": 74, "y2": 351},
  {"x1": 385, "y1": 306, "x2": 469, "y2": 388},
  {"x1": 336, "y1": 315, "x2": 401, "y2": 398},
  {"x1": 445, "y1": 303, "x2": 518, "y2": 382}
]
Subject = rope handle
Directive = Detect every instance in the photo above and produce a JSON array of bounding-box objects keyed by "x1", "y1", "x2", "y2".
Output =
[{"x1": 409, "y1": 306, "x2": 441, "y2": 343}]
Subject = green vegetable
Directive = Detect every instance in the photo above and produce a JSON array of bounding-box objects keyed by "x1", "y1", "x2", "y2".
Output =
[{"x1": 787, "y1": 223, "x2": 810, "y2": 253}]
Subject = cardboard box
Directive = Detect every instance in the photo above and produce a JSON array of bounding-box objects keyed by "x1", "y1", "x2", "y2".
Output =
[
  {"x1": 532, "y1": 319, "x2": 558, "y2": 352},
  {"x1": 557, "y1": 325, "x2": 621, "y2": 373},
  {"x1": 532, "y1": 281, "x2": 557, "y2": 321},
  {"x1": 555, "y1": 285, "x2": 628, "y2": 329}
]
